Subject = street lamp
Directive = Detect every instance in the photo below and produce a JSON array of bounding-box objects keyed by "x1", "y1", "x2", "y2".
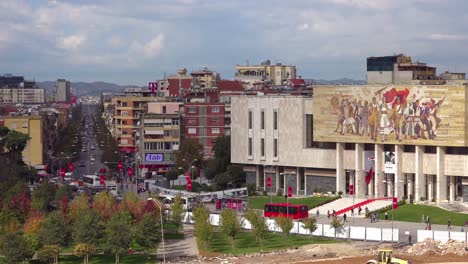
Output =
[
  {"x1": 147, "y1": 197, "x2": 168, "y2": 264},
  {"x1": 382, "y1": 179, "x2": 404, "y2": 243}
]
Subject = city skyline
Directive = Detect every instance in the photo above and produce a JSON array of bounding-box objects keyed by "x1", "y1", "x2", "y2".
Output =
[{"x1": 1, "y1": 0, "x2": 468, "y2": 85}]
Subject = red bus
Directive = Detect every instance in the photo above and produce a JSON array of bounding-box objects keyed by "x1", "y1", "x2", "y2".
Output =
[{"x1": 263, "y1": 203, "x2": 309, "y2": 220}]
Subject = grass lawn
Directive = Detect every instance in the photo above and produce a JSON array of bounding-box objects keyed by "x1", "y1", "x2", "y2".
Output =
[
  {"x1": 200, "y1": 231, "x2": 337, "y2": 255},
  {"x1": 248, "y1": 196, "x2": 338, "y2": 210},
  {"x1": 30, "y1": 254, "x2": 158, "y2": 264},
  {"x1": 381, "y1": 204, "x2": 468, "y2": 226}
]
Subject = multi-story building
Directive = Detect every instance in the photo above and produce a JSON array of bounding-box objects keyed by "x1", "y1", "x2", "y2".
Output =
[
  {"x1": 0, "y1": 75, "x2": 45, "y2": 104},
  {"x1": 114, "y1": 88, "x2": 164, "y2": 152},
  {"x1": 2, "y1": 115, "x2": 44, "y2": 166},
  {"x1": 439, "y1": 71, "x2": 466, "y2": 81},
  {"x1": 183, "y1": 102, "x2": 225, "y2": 158},
  {"x1": 367, "y1": 54, "x2": 437, "y2": 85},
  {"x1": 231, "y1": 85, "x2": 468, "y2": 203},
  {"x1": 191, "y1": 68, "x2": 220, "y2": 89},
  {"x1": 235, "y1": 60, "x2": 297, "y2": 87},
  {"x1": 54, "y1": 79, "x2": 71, "y2": 102},
  {"x1": 137, "y1": 102, "x2": 182, "y2": 176}
]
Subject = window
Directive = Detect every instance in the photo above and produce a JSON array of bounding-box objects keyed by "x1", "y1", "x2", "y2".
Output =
[
  {"x1": 162, "y1": 106, "x2": 167, "y2": 114},
  {"x1": 121, "y1": 111, "x2": 128, "y2": 116},
  {"x1": 273, "y1": 110, "x2": 278, "y2": 130},
  {"x1": 188, "y1": 128, "x2": 197, "y2": 134},
  {"x1": 305, "y1": 114, "x2": 313, "y2": 148},
  {"x1": 248, "y1": 138, "x2": 252, "y2": 156},
  {"x1": 172, "y1": 119, "x2": 179, "y2": 125},
  {"x1": 274, "y1": 139, "x2": 278, "y2": 157},
  {"x1": 211, "y1": 128, "x2": 220, "y2": 134},
  {"x1": 261, "y1": 110, "x2": 265, "y2": 129},
  {"x1": 188, "y1": 107, "x2": 196, "y2": 113},
  {"x1": 122, "y1": 130, "x2": 128, "y2": 135},
  {"x1": 211, "y1": 106, "x2": 220, "y2": 113},
  {"x1": 248, "y1": 110, "x2": 252, "y2": 129},
  {"x1": 261, "y1": 138, "x2": 265, "y2": 157},
  {"x1": 122, "y1": 102, "x2": 128, "y2": 107}
]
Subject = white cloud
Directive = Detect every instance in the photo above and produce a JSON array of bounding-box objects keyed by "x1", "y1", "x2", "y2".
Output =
[
  {"x1": 429, "y1": 34, "x2": 468, "y2": 41},
  {"x1": 298, "y1": 23, "x2": 309, "y2": 31},
  {"x1": 143, "y1": 34, "x2": 165, "y2": 57},
  {"x1": 58, "y1": 34, "x2": 87, "y2": 50},
  {"x1": 129, "y1": 34, "x2": 165, "y2": 63}
]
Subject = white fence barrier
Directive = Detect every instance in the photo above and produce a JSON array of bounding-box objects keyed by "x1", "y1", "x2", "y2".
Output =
[
  {"x1": 183, "y1": 212, "x2": 399, "y2": 242},
  {"x1": 417, "y1": 229, "x2": 468, "y2": 243}
]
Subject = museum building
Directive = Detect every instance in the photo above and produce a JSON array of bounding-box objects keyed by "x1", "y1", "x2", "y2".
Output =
[{"x1": 231, "y1": 85, "x2": 468, "y2": 203}]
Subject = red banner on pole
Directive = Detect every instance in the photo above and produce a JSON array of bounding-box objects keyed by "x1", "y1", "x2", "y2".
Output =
[
  {"x1": 187, "y1": 179, "x2": 192, "y2": 191},
  {"x1": 127, "y1": 167, "x2": 133, "y2": 177},
  {"x1": 100, "y1": 175, "x2": 105, "y2": 185},
  {"x1": 68, "y1": 162, "x2": 74, "y2": 172},
  {"x1": 117, "y1": 161, "x2": 123, "y2": 171},
  {"x1": 365, "y1": 167, "x2": 374, "y2": 185},
  {"x1": 266, "y1": 177, "x2": 271, "y2": 188},
  {"x1": 349, "y1": 184, "x2": 354, "y2": 195},
  {"x1": 287, "y1": 186, "x2": 292, "y2": 197},
  {"x1": 60, "y1": 168, "x2": 66, "y2": 178},
  {"x1": 392, "y1": 197, "x2": 398, "y2": 209}
]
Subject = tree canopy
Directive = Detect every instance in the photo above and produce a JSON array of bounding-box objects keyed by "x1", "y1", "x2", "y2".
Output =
[{"x1": 174, "y1": 138, "x2": 204, "y2": 173}]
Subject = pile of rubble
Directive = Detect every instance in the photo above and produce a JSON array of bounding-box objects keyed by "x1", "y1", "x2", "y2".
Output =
[{"x1": 402, "y1": 238, "x2": 468, "y2": 256}]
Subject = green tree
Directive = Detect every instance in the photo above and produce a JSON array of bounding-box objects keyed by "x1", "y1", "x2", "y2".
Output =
[
  {"x1": 73, "y1": 243, "x2": 96, "y2": 264},
  {"x1": 134, "y1": 214, "x2": 160, "y2": 259},
  {"x1": 212, "y1": 135, "x2": 231, "y2": 174},
  {"x1": 174, "y1": 138, "x2": 204, "y2": 177},
  {"x1": 219, "y1": 209, "x2": 243, "y2": 248},
  {"x1": 31, "y1": 181, "x2": 56, "y2": 211},
  {"x1": 213, "y1": 165, "x2": 246, "y2": 190},
  {"x1": 244, "y1": 210, "x2": 269, "y2": 251},
  {"x1": 38, "y1": 211, "x2": 70, "y2": 247},
  {"x1": 275, "y1": 215, "x2": 293, "y2": 240},
  {"x1": 165, "y1": 169, "x2": 179, "y2": 188},
  {"x1": 192, "y1": 204, "x2": 213, "y2": 249},
  {"x1": 330, "y1": 216, "x2": 343, "y2": 237},
  {"x1": 302, "y1": 217, "x2": 318, "y2": 238},
  {"x1": 72, "y1": 211, "x2": 102, "y2": 245},
  {"x1": 36, "y1": 244, "x2": 61, "y2": 264},
  {"x1": 68, "y1": 193, "x2": 90, "y2": 222},
  {"x1": 55, "y1": 185, "x2": 73, "y2": 202},
  {"x1": 0, "y1": 232, "x2": 34, "y2": 263},
  {"x1": 105, "y1": 212, "x2": 133, "y2": 264},
  {"x1": 171, "y1": 193, "x2": 185, "y2": 234}
]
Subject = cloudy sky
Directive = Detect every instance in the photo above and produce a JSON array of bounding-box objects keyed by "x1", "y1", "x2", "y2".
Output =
[{"x1": 1, "y1": 0, "x2": 467, "y2": 85}]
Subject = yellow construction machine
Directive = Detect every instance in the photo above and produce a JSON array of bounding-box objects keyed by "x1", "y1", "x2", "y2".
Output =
[{"x1": 366, "y1": 249, "x2": 411, "y2": 264}]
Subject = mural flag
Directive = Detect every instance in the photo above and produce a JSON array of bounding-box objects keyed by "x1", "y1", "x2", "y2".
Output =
[{"x1": 366, "y1": 167, "x2": 374, "y2": 185}]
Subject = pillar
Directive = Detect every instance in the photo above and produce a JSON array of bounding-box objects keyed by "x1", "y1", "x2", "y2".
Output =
[
  {"x1": 355, "y1": 143, "x2": 365, "y2": 197},
  {"x1": 374, "y1": 144, "x2": 384, "y2": 198},
  {"x1": 256, "y1": 165, "x2": 261, "y2": 190},
  {"x1": 275, "y1": 167, "x2": 280, "y2": 193},
  {"x1": 296, "y1": 167, "x2": 301, "y2": 195},
  {"x1": 336, "y1": 143, "x2": 346, "y2": 193},
  {"x1": 436, "y1": 146, "x2": 447, "y2": 203},
  {"x1": 449, "y1": 176, "x2": 455, "y2": 202},
  {"x1": 407, "y1": 174, "x2": 413, "y2": 198},
  {"x1": 368, "y1": 176, "x2": 374, "y2": 196},
  {"x1": 387, "y1": 177, "x2": 393, "y2": 197},
  {"x1": 415, "y1": 146, "x2": 424, "y2": 202},
  {"x1": 394, "y1": 144, "x2": 404, "y2": 199},
  {"x1": 428, "y1": 175, "x2": 433, "y2": 202},
  {"x1": 263, "y1": 165, "x2": 267, "y2": 191}
]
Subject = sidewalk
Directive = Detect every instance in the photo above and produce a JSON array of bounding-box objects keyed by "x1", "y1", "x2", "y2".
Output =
[{"x1": 157, "y1": 224, "x2": 199, "y2": 260}]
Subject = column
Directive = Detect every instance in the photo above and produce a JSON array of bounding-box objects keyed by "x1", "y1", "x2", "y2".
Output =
[
  {"x1": 415, "y1": 146, "x2": 424, "y2": 202},
  {"x1": 296, "y1": 167, "x2": 301, "y2": 195},
  {"x1": 336, "y1": 143, "x2": 346, "y2": 193},
  {"x1": 387, "y1": 177, "x2": 393, "y2": 197},
  {"x1": 374, "y1": 144, "x2": 384, "y2": 198},
  {"x1": 256, "y1": 165, "x2": 261, "y2": 190},
  {"x1": 449, "y1": 176, "x2": 455, "y2": 202},
  {"x1": 436, "y1": 146, "x2": 447, "y2": 203},
  {"x1": 275, "y1": 167, "x2": 280, "y2": 193},
  {"x1": 394, "y1": 144, "x2": 405, "y2": 199},
  {"x1": 263, "y1": 165, "x2": 267, "y2": 192},
  {"x1": 427, "y1": 175, "x2": 433, "y2": 202},
  {"x1": 368, "y1": 177, "x2": 374, "y2": 196},
  {"x1": 407, "y1": 174, "x2": 413, "y2": 198},
  {"x1": 355, "y1": 143, "x2": 365, "y2": 198}
]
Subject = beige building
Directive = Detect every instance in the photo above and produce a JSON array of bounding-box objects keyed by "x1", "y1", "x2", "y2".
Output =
[
  {"x1": 235, "y1": 60, "x2": 296, "y2": 87},
  {"x1": 191, "y1": 68, "x2": 220, "y2": 88},
  {"x1": 54, "y1": 79, "x2": 71, "y2": 103},
  {"x1": 0, "y1": 88, "x2": 45, "y2": 104},
  {"x1": 3, "y1": 116, "x2": 43, "y2": 166},
  {"x1": 231, "y1": 88, "x2": 468, "y2": 203}
]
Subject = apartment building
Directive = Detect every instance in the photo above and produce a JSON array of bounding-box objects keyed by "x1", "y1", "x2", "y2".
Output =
[
  {"x1": 137, "y1": 102, "x2": 182, "y2": 176},
  {"x1": 231, "y1": 85, "x2": 468, "y2": 203},
  {"x1": 0, "y1": 75, "x2": 45, "y2": 104},
  {"x1": 183, "y1": 102, "x2": 225, "y2": 158},
  {"x1": 54, "y1": 79, "x2": 71, "y2": 103},
  {"x1": 235, "y1": 60, "x2": 297, "y2": 87}
]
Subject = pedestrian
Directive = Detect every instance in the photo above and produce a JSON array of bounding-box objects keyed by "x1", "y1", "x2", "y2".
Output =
[
  {"x1": 332, "y1": 209, "x2": 336, "y2": 217},
  {"x1": 351, "y1": 208, "x2": 354, "y2": 216},
  {"x1": 422, "y1": 214, "x2": 425, "y2": 224},
  {"x1": 385, "y1": 212, "x2": 388, "y2": 220},
  {"x1": 427, "y1": 216, "x2": 431, "y2": 225},
  {"x1": 358, "y1": 207, "x2": 362, "y2": 215},
  {"x1": 370, "y1": 213, "x2": 374, "y2": 223},
  {"x1": 316, "y1": 209, "x2": 320, "y2": 219},
  {"x1": 461, "y1": 227, "x2": 464, "y2": 232},
  {"x1": 343, "y1": 213, "x2": 347, "y2": 222},
  {"x1": 448, "y1": 218, "x2": 452, "y2": 230},
  {"x1": 327, "y1": 209, "x2": 330, "y2": 218},
  {"x1": 376, "y1": 212, "x2": 379, "y2": 222},
  {"x1": 365, "y1": 206, "x2": 369, "y2": 215}
]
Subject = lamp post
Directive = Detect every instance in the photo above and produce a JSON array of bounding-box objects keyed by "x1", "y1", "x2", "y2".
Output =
[
  {"x1": 382, "y1": 179, "x2": 404, "y2": 243},
  {"x1": 146, "y1": 197, "x2": 169, "y2": 264}
]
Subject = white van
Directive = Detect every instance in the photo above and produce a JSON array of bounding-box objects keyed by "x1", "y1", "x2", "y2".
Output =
[{"x1": 157, "y1": 194, "x2": 198, "y2": 211}]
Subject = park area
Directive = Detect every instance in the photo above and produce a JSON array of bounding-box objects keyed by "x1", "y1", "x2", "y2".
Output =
[{"x1": 381, "y1": 204, "x2": 468, "y2": 226}]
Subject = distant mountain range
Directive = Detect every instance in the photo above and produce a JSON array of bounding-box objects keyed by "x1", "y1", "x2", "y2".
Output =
[
  {"x1": 37, "y1": 81, "x2": 141, "y2": 96},
  {"x1": 37, "y1": 78, "x2": 367, "y2": 97}
]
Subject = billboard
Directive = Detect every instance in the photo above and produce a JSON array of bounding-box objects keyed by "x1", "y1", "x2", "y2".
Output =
[
  {"x1": 313, "y1": 85, "x2": 467, "y2": 146},
  {"x1": 145, "y1": 153, "x2": 164, "y2": 162},
  {"x1": 384, "y1": 151, "x2": 396, "y2": 174}
]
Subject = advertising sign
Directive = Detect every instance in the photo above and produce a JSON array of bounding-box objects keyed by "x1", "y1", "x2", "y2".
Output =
[
  {"x1": 145, "y1": 153, "x2": 164, "y2": 162},
  {"x1": 313, "y1": 85, "x2": 467, "y2": 146},
  {"x1": 384, "y1": 151, "x2": 396, "y2": 174}
]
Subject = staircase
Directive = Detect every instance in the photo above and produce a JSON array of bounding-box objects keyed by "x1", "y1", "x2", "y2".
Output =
[
  {"x1": 335, "y1": 197, "x2": 392, "y2": 217},
  {"x1": 309, "y1": 197, "x2": 392, "y2": 218}
]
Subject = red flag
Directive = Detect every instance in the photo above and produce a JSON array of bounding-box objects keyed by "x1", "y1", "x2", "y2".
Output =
[
  {"x1": 287, "y1": 186, "x2": 292, "y2": 197},
  {"x1": 349, "y1": 184, "x2": 354, "y2": 195},
  {"x1": 127, "y1": 167, "x2": 133, "y2": 177},
  {"x1": 187, "y1": 178, "x2": 192, "y2": 191},
  {"x1": 60, "y1": 168, "x2": 66, "y2": 178},
  {"x1": 392, "y1": 197, "x2": 398, "y2": 209},
  {"x1": 117, "y1": 161, "x2": 123, "y2": 171},
  {"x1": 68, "y1": 162, "x2": 74, "y2": 172},
  {"x1": 266, "y1": 177, "x2": 271, "y2": 188},
  {"x1": 100, "y1": 175, "x2": 105, "y2": 185},
  {"x1": 366, "y1": 167, "x2": 374, "y2": 185}
]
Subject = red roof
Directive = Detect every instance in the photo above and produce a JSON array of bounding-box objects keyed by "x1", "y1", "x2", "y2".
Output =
[
  {"x1": 289, "y1": 79, "x2": 306, "y2": 86},
  {"x1": 217, "y1": 80, "x2": 244, "y2": 91}
]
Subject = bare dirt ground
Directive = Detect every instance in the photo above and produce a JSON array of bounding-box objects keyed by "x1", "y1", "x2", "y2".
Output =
[{"x1": 184, "y1": 241, "x2": 468, "y2": 264}]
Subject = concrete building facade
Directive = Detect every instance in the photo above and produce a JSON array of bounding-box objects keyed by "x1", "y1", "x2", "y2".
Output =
[
  {"x1": 231, "y1": 93, "x2": 468, "y2": 203},
  {"x1": 54, "y1": 79, "x2": 71, "y2": 103},
  {"x1": 235, "y1": 60, "x2": 297, "y2": 87},
  {"x1": 0, "y1": 88, "x2": 45, "y2": 104},
  {"x1": 3, "y1": 116, "x2": 43, "y2": 166}
]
